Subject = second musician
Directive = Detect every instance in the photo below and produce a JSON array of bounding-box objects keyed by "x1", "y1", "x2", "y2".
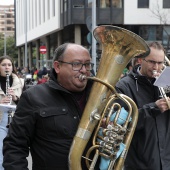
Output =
[
  {"x1": 0, "y1": 56, "x2": 25, "y2": 170},
  {"x1": 116, "y1": 41, "x2": 170, "y2": 170}
]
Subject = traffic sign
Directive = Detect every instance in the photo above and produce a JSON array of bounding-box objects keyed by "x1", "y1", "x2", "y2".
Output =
[{"x1": 39, "y1": 46, "x2": 47, "y2": 54}]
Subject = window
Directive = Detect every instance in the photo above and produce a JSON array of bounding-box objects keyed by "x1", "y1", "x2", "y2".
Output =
[
  {"x1": 7, "y1": 27, "x2": 11, "y2": 31},
  {"x1": 139, "y1": 26, "x2": 162, "y2": 41},
  {"x1": 73, "y1": 0, "x2": 84, "y2": 8},
  {"x1": 7, "y1": 14, "x2": 11, "y2": 18},
  {"x1": 100, "y1": 0, "x2": 110, "y2": 8},
  {"x1": 112, "y1": 0, "x2": 122, "y2": 8},
  {"x1": 87, "y1": 0, "x2": 92, "y2": 7},
  {"x1": 162, "y1": 26, "x2": 170, "y2": 46},
  {"x1": 7, "y1": 20, "x2": 12, "y2": 24},
  {"x1": 87, "y1": 0, "x2": 99, "y2": 8},
  {"x1": 163, "y1": 0, "x2": 170, "y2": 8},
  {"x1": 138, "y1": 0, "x2": 149, "y2": 8},
  {"x1": 148, "y1": 26, "x2": 156, "y2": 40}
]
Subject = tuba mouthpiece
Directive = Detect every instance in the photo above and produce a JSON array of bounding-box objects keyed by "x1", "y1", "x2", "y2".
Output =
[
  {"x1": 153, "y1": 70, "x2": 157, "y2": 75},
  {"x1": 79, "y1": 74, "x2": 87, "y2": 80}
]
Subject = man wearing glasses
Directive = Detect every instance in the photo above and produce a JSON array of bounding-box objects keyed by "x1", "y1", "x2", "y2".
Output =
[
  {"x1": 116, "y1": 41, "x2": 170, "y2": 170},
  {"x1": 3, "y1": 43, "x2": 94, "y2": 170}
]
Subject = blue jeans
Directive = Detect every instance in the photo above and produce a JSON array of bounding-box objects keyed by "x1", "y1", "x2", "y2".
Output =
[{"x1": 0, "y1": 112, "x2": 8, "y2": 170}]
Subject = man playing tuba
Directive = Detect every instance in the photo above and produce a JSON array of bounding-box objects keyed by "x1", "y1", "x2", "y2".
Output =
[{"x1": 2, "y1": 43, "x2": 94, "y2": 170}]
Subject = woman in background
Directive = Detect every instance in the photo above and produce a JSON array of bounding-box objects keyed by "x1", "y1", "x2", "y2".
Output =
[{"x1": 0, "y1": 56, "x2": 25, "y2": 170}]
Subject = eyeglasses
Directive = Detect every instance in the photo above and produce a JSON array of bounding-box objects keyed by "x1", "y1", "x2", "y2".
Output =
[
  {"x1": 143, "y1": 59, "x2": 164, "y2": 66},
  {"x1": 58, "y1": 61, "x2": 94, "y2": 71}
]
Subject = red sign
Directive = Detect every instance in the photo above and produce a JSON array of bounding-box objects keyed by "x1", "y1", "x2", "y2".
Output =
[{"x1": 39, "y1": 46, "x2": 47, "y2": 54}]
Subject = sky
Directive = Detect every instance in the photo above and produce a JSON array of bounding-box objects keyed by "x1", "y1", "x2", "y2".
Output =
[{"x1": 0, "y1": 0, "x2": 14, "y2": 5}]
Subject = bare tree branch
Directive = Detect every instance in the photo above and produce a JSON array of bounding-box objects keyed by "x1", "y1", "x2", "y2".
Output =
[{"x1": 150, "y1": 0, "x2": 170, "y2": 25}]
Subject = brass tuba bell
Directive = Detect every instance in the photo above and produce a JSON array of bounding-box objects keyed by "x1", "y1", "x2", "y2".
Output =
[{"x1": 69, "y1": 25, "x2": 150, "y2": 170}]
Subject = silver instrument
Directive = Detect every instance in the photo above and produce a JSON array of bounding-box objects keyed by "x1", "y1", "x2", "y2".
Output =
[
  {"x1": 6, "y1": 71, "x2": 10, "y2": 97},
  {"x1": 5, "y1": 71, "x2": 13, "y2": 128},
  {"x1": 153, "y1": 70, "x2": 170, "y2": 109}
]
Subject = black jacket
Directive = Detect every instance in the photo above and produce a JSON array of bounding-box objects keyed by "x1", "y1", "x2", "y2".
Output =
[
  {"x1": 116, "y1": 65, "x2": 170, "y2": 170},
  {"x1": 3, "y1": 70, "x2": 92, "y2": 170}
]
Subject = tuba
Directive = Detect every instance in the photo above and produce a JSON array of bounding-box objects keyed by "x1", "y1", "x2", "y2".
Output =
[{"x1": 69, "y1": 25, "x2": 150, "y2": 170}]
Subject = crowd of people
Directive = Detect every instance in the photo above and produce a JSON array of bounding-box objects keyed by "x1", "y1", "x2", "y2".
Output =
[
  {"x1": 16, "y1": 66, "x2": 50, "y2": 86},
  {"x1": 0, "y1": 41, "x2": 169, "y2": 170}
]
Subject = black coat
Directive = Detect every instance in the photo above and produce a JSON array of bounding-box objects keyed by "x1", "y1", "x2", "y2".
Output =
[
  {"x1": 116, "y1": 65, "x2": 170, "y2": 170},
  {"x1": 3, "y1": 70, "x2": 92, "y2": 170}
]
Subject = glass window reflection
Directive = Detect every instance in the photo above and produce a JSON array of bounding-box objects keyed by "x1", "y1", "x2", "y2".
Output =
[
  {"x1": 100, "y1": 0, "x2": 122, "y2": 8},
  {"x1": 112, "y1": 0, "x2": 122, "y2": 8}
]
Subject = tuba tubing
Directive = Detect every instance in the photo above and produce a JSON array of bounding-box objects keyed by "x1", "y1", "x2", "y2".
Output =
[{"x1": 69, "y1": 25, "x2": 150, "y2": 170}]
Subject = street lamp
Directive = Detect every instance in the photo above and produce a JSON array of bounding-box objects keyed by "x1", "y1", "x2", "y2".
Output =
[
  {"x1": 4, "y1": 11, "x2": 7, "y2": 56},
  {"x1": 24, "y1": 0, "x2": 28, "y2": 67},
  {"x1": 92, "y1": 0, "x2": 97, "y2": 74}
]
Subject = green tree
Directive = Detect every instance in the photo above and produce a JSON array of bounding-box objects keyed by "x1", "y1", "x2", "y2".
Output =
[
  {"x1": 0, "y1": 33, "x2": 18, "y2": 60},
  {"x1": 0, "y1": 33, "x2": 4, "y2": 55}
]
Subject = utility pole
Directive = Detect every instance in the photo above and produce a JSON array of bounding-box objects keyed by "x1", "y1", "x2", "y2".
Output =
[
  {"x1": 92, "y1": 0, "x2": 97, "y2": 74},
  {"x1": 4, "y1": 11, "x2": 6, "y2": 56},
  {"x1": 24, "y1": 1, "x2": 28, "y2": 67}
]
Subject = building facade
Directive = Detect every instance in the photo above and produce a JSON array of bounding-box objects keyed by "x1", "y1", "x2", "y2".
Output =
[
  {"x1": 0, "y1": 4, "x2": 14, "y2": 37},
  {"x1": 15, "y1": 0, "x2": 170, "y2": 69}
]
